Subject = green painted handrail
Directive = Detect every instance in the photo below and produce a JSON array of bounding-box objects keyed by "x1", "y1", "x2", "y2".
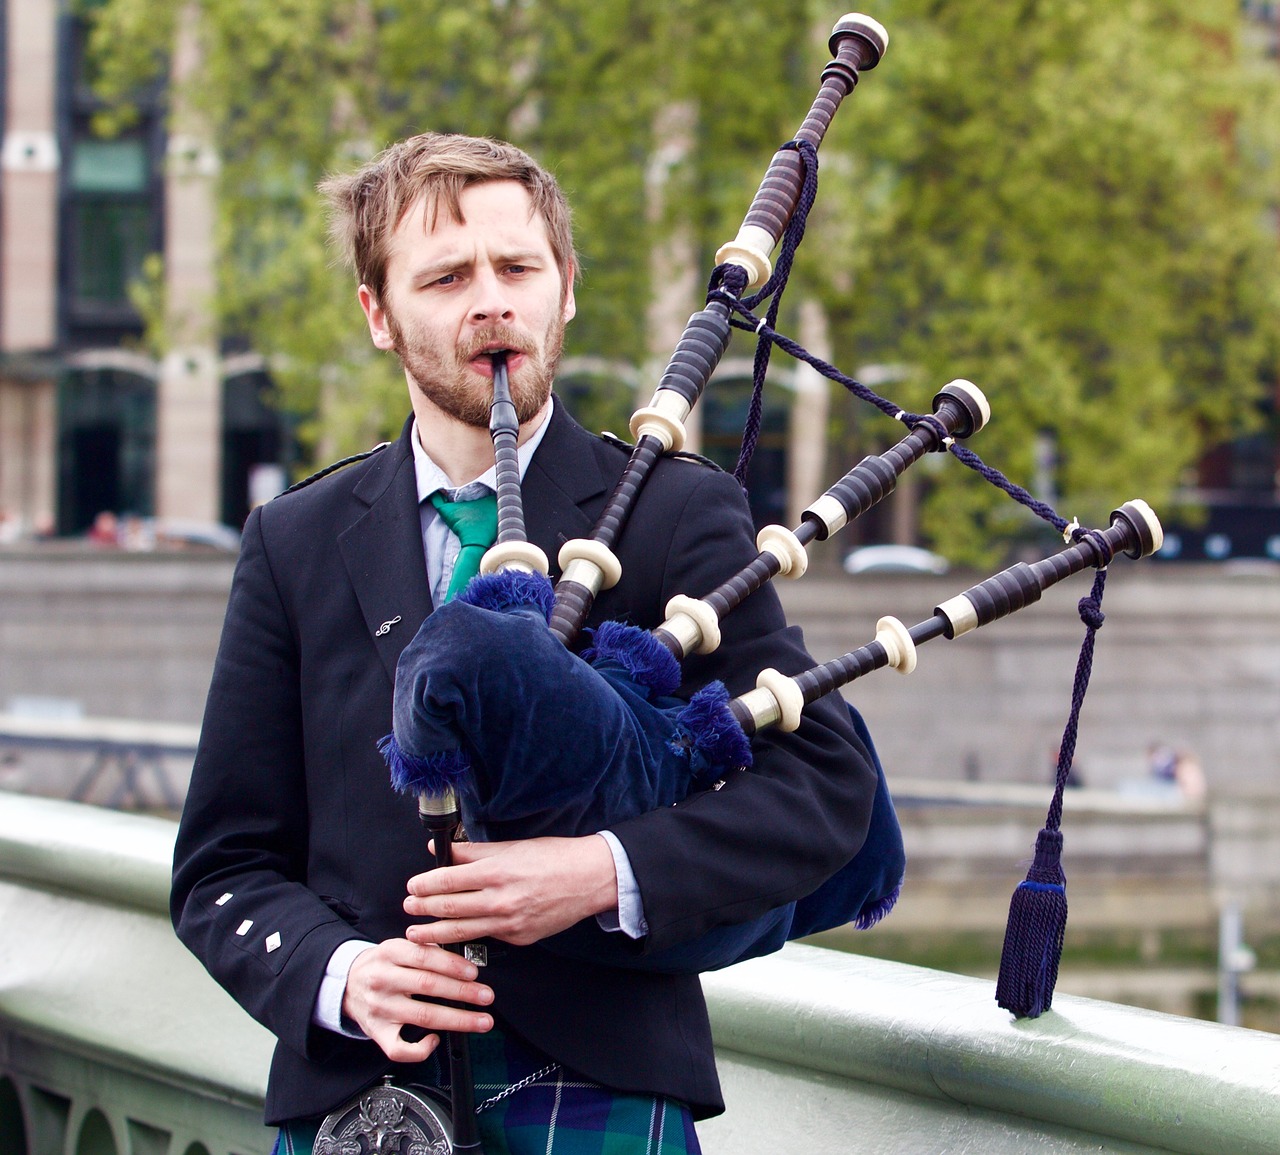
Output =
[
  {"x1": 2, "y1": 792, "x2": 1279, "y2": 1155},
  {"x1": 703, "y1": 946, "x2": 1280, "y2": 1155}
]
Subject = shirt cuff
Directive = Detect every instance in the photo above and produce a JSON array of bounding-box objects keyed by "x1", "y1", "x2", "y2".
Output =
[
  {"x1": 313, "y1": 939, "x2": 377, "y2": 1037},
  {"x1": 596, "y1": 830, "x2": 648, "y2": 939}
]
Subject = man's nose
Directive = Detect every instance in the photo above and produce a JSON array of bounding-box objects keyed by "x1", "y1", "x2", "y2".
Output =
[{"x1": 469, "y1": 269, "x2": 515, "y2": 324}]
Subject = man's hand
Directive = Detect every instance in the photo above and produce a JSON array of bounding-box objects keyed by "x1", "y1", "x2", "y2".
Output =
[
  {"x1": 404, "y1": 834, "x2": 619, "y2": 947},
  {"x1": 342, "y1": 938, "x2": 495, "y2": 1063}
]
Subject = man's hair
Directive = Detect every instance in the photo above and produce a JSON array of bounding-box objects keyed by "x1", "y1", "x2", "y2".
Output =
[{"x1": 320, "y1": 133, "x2": 576, "y2": 302}]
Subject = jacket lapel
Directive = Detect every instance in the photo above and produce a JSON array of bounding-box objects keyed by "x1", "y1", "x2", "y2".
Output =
[
  {"x1": 338, "y1": 421, "x2": 433, "y2": 683},
  {"x1": 338, "y1": 403, "x2": 611, "y2": 684},
  {"x1": 523, "y1": 401, "x2": 613, "y2": 570}
]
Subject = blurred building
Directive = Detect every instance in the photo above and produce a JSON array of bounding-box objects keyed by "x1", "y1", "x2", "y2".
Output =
[
  {"x1": 0, "y1": 0, "x2": 291, "y2": 539},
  {"x1": 0, "y1": 3, "x2": 1277, "y2": 552}
]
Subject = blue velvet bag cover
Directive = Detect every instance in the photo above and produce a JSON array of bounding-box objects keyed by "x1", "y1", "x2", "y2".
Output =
[{"x1": 381, "y1": 571, "x2": 904, "y2": 972}]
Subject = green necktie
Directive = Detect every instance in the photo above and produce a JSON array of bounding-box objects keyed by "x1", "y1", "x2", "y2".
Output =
[{"x1": 430, "y1": 490, "x2": 498, "y2": 602}]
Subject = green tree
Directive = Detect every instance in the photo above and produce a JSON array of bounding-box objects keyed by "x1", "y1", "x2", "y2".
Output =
[
  {"x1": 87, "y1": 1, "x2": 1280, "y2": 561},
  {"x1": 86, "y1": 0, "x2": 822, "y2": 457},
  {"x1": 810, "y1": 0, "x2": 1280, "y2": 563}
]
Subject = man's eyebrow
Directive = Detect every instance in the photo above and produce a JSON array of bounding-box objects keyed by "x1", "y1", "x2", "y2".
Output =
[
  {"x1": 409, "y1": 255, "x2": 466, "y2": 282},
  {"x1": 409, "y1": 248, "x2": 547, "y2": 283},
  {"x1": 493, "y1": 247, "x2": 548, "y2": 266}
]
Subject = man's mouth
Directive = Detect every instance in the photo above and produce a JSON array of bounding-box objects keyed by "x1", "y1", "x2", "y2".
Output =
[{"x1": 469, "y1": 347, "x2": 526, "y2": 377}]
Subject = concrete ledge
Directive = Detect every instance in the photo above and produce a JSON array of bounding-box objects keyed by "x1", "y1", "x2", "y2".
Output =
[
  {"x1": 0, "y1": 712, "x2": 201, "y2": 755},
  {"x1": 2, "y1": 794, "x2": 1278, "y2": 1154},
  {"x1": 703, "y1": 945, "x2": 1280, "y2": 1155},
  {"x1": 0, "y1": 791, "x2": 174, "y2": 910},
  {"x1": 0, "y1": 793, "x2": 272, "y2": 1111},
  {"x1": 890, "y1": 776, "x2": 1205, "y2": 815}
]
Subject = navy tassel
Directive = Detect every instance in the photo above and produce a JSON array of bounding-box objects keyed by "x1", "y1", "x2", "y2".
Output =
[
  {"x1": 995, "y1": 829, "x2": 1068, "y2": 1017},
  {"x1": 995, "y1": 562, "x2": 1109, "y2": 1019}
]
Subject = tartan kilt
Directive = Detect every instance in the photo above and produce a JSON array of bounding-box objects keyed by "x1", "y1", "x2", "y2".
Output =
[{"x1": 275, "y1": 1025, "x2": 702, "y2": 1155}]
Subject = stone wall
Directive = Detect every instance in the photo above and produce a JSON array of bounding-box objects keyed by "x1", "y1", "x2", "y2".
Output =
[
  {"x1": 0, "y1": 549, "x2": 233, "y2": 723},
  {"x1": 2, "y1": 551, "x2": 1278, "y2": 793},
  {"x1": 778, "y1": 564, "x2": 1280, "y2": 801}
]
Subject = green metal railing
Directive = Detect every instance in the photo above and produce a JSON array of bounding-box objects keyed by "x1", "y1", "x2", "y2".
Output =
[
  {"x1": 0, "y1": 794, "x2": 273, "y2": 1155},
  {"x1": 2, "y1": 792, "x2": 1278, "y2": 1155}
]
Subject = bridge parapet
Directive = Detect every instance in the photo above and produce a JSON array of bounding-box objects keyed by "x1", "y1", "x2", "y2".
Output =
[
  {"x1": 0, "y1": 793, "x2": 273, "y2": 1155},
  {"x1": 1, "y1": 793, "x2": 1277, "y2": 1155}
]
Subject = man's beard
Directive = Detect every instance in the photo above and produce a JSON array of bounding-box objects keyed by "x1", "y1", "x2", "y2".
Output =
[{"x1": 387, "y1": 312, "x2": 564, "y2": 429}]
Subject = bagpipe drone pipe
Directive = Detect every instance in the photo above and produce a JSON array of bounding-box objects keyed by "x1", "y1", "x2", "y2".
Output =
[{"x1": 382, "y1": 11, "x2": 1162, "y2": 1021}]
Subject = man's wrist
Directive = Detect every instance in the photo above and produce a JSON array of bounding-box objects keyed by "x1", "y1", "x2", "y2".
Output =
[{"x1": 315, "y1": 939, "x2": 377, "y2": 1037}]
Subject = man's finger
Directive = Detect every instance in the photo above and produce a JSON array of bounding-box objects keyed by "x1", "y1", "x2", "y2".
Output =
[
  {"x1": 427, "y1": 838, "x2": 511, "y2": 863},
  {"x1": 364, "y1": 936, "x2": 474, "y2": 971},
  {"x1": 406, "y1": 919, "x2": 492, "y2": 947},
  {"x1": 378, "y1": 1030, "x2": 441, "y2": 1065},
  {"x1": 397, "y1": 938, "x2": 484, "y2": 981},
  {"x1": 397, "y1": 994, "x2": 494, "y2": 1035},
  {"x1": 404, "y1": 886, "x2": 519, "y2": 921},
  {"x1": 407, "y1": 856, "x2": 503, "y2": 898},
  {"x1": 406, "y1": 916, "x2": 541, "y2": 948},
  {"x1": 401, "y1": 962, "x2": 495, "y2": 1008}
]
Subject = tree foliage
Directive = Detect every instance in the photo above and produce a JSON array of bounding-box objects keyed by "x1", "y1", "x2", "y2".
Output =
[
  {"x1": 86, "y1": 0, "x2": 1280, "y2": 559},
  {"x1": 811, "y1": 0, "x2": 1280, "y2": 561},
  {"x1": 87, "y1": 0, "x2": 820, "y2": 455}
]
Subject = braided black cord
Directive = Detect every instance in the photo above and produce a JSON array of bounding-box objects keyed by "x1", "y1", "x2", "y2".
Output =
[
  {"x1": 742, "y1": 320, "x2": 905, "y2": 422},
  {"x1": 735, "y1": 142, "x2": 821, "y2": 484},
  {"x1": 744, "y1": 144, "x2": 819, "y2": 318},
  {"x1": 947, "y1": 443, "x2": 1069, "y2": 534},
  {"x1": 995, "y1": 541, "x2": 1111, "y2": 1018},
  {"x1": 280, "y1": 442, "x2": 389, "y2": 496},
  {"x1": 696, "y1": 134, "x2": 1143, "y2": 1024},
  {"x1": 702, "y1": 144, "x2": 1074, "y2": 537},
  {"x1": 710, "y1": 298, "x2": 1072, "y2": 536},
  {"x1": 1045, "y1": 536, "x2": 1112, "y2": 832}
]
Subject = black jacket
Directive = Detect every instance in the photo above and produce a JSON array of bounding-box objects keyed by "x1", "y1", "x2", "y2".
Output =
[{"x1": 171, "y1": 402, "x2": 875, "y2": 1124}]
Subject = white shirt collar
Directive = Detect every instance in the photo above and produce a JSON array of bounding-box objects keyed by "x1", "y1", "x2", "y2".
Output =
[{"x1": 411, "y1": 397, "x2": 555, "y2": 502}]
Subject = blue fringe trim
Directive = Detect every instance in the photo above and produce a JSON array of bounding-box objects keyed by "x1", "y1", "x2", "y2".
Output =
[
  {"x1": 582, "y1": 620, "x2": 682, "y2": 697},
  {"x1": 669, "y1": 682, "x2": 753, "y2": 785},
  {"x1": 457, "y1": 570, "x2": 554, "y2": 620},
  {"x1": 853, "y1": 878, "x2": 902, "y2": 930},
  {"x1": 378, "y1": 732, "x2": 471, "y2": 796}
]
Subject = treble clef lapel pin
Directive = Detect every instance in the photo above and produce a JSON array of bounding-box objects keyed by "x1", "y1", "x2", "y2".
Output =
[{"x1": 375, "y1": 615, "x2": 402, "y2": 637}]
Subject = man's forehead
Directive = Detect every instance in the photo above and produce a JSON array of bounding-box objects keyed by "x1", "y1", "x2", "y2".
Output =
[{"x1": 397, "y1": 180, "x2": 545, "y2": 241}]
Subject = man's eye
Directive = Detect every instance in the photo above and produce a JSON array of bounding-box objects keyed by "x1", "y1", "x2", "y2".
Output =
[
  {"x1": 506, "y1": 265, "x2": 528, "y2": 275},
  {"x1": 435, "y1": 273, "x2": 458, "y2": 286}
]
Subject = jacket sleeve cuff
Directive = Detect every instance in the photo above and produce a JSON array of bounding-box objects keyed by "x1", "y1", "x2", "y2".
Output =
[{"x1": 596, "y1": 831, "x2": 648, "y2": 939}]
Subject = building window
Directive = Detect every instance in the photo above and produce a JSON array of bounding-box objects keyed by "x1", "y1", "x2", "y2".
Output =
[
  {"x1": 58, "y1": 13, "x2": 165, "y2": 346},
  {"x1": 67, "y1": 136, "x2": 153, "y2": 311},
  {"x1": 221, "y1": 370, "x2": 296, "y2": 528},
  {"x1": 700, "y1": 376, "x2": 791, "y2": 530},
  {"x1": 56, "y1": 368, "x2": 156, "y2": 536}
]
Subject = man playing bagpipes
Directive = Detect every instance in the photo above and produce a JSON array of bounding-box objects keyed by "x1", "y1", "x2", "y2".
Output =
[{"x1": 170, "y1": 131, "x2": 891, "y2": 1153}]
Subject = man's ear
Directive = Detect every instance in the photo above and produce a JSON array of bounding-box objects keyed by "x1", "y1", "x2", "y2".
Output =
[
  {"x1": 561, "y1": 260, "x2": 577, "y2": 324},
  {"x1": 358, "y1": 284, "x2": 396, "y2": 351}
]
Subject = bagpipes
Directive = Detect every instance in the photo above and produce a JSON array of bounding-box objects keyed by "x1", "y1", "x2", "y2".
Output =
[{"x1": 371, "y1": 11, "x2": 1164, "y2": 1150}]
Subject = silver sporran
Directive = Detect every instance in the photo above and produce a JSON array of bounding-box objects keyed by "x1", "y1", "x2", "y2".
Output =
[{"x1": 314, "y1": 1076, "x2": 454, "y2": 1155}]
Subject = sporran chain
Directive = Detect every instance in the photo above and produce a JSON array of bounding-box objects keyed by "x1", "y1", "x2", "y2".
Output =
[{"x1": 473, "y1": 1062, "x2": 562, "y2": 1113}]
